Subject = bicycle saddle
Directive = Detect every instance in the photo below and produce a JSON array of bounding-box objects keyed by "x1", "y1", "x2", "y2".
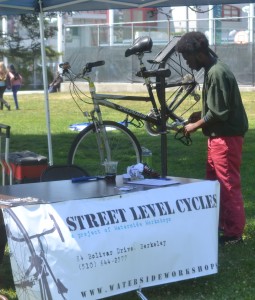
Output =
[{"x1": 125, "y1": 36, "x2": 153, "y2": 57}]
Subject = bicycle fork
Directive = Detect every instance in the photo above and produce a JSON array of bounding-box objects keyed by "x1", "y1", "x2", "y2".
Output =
[
  {"x1": 94, "y1": 118, "x2": 112, "y2": 163},
  {"x1": 88, "y1": 78, "x2": 114, "y2": 164}
]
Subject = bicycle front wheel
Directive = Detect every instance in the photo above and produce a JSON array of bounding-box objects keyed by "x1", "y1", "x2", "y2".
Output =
[{"x1": 67, "y1": 121, "x2": 142, "y2": 176}]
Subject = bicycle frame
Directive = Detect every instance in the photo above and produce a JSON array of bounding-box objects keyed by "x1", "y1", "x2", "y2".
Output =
[
  {"x1": 64, "y1": 51, "x2": 198, "y2": 136},
  {"x1": 61, "y1": 38, "x2": 202, "y2": 177}
]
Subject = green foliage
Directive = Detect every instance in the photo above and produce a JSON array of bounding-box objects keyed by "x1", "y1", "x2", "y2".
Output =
[
  {"x1": 0, "y1": 14, "x2": 60, "y2": 89},
  {"x1": 0, "y1": 91, "x2": 254, "y2": 299},
  {"x1": 1, "y1": 14, "x2": 58, "y2": 58}
]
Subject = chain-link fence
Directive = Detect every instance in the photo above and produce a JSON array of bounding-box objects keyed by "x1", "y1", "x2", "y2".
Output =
[
  {"x1": 63, "y1": 17, "x2": 255, "y2": 86},
  {"x1": 64, "y1": 41, "x2": 255, "y2": 86}
]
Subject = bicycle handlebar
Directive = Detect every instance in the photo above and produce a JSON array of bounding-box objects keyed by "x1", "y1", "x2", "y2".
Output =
[
  {"x1": 59, "y1": 61, "x2": 105, "y2": 77},
  {"x1": 49, "y1": 214, "x2": 65, "y2": 243},
  {"x1": 83, "y1": 60, "x2": 105, "y2": 74}
]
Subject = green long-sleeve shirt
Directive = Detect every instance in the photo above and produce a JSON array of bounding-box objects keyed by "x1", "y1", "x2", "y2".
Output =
[{"x1": 202, "y1": 60, "x2": 248, "y2": 137}]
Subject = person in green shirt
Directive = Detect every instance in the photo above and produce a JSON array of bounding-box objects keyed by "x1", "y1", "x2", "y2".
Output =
[{"x1": 176, "y1": 31, "x2": 248, "y2": 246}]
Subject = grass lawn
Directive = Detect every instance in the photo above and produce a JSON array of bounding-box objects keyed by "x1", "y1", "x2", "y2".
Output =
[{"x1": 0, "y1": 90, "x2": 255, "y2": 300}]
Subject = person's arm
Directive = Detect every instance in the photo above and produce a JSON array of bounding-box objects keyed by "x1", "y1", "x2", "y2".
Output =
[
  {"x1": 185, "y1": 117, "x2": 205, "y2": 134},
  {"x1": 185, "y1": 66, "x2": 230, "y2": 134}
]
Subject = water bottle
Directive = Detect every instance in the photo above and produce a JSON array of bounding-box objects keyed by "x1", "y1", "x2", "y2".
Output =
[{"x1": 141, "y1": 146, "x2": 152, "y2": 167}]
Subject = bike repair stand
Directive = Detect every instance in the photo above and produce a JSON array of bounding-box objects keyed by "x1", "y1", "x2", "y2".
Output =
[
  {"x1": 135, "y1": 71, "x2": 168, "y2": 297},
  {"x1": 157, "y1": 70, "x2": 168, "y2": 178}
]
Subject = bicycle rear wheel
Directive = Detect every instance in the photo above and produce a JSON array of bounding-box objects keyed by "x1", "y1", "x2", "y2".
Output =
[{"x1": 67, "y1": 121, "x2": 142, "y2": 176}]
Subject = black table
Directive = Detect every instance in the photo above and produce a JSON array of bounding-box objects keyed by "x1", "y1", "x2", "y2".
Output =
[
  {"x1": 0, "y1": 176, "x2": 220, "y2": 300},
  {"x1": 0, "y1": 176, "x2": 201, "y2": 204}
]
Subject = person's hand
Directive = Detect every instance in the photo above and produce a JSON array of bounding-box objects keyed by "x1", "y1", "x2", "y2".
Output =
[
  {"x1": 188, "y1": 111, "x2": 201, "y2": 123},
  {"x1": 185, "y1": 115, "x2": 205, "y2": 134},
  {"x1": 185, "y1": 123, "x2": 198, "y2": 134}
]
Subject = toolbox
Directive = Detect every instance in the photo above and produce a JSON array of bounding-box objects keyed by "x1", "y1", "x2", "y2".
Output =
[{"x1": 3, "y1": 150, "x2": 48, "y2": 184}]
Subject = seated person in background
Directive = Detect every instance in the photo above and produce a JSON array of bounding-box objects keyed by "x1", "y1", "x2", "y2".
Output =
[{"x1": 49, "y1": 71, "x2": 63, "y2": 93}]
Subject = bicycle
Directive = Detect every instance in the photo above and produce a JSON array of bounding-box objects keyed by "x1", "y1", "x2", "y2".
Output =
[
  {"x1": 61, "y1": 36, "x2": 204, "y2": 176},
  {"x1": 3, "y1": 207, "x2": 68, "y2": 300}
]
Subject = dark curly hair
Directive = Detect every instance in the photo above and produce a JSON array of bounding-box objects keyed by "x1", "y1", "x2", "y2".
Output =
[{"x1": 175, "y1": 31, "x2": 209, "y2": 54}]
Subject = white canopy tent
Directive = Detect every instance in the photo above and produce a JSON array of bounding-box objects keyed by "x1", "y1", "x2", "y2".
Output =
[
  {"x1": 0, "y1": 1, "x2": 254, "y2": 14},
  {"x1": 0, "y1": 0, "x2": 252, "y2": 164}
]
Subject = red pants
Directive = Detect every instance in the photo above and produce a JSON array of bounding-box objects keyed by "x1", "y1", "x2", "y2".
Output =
[{"x1": 206, "y1": 136, "x2": 245, "y2": 237}]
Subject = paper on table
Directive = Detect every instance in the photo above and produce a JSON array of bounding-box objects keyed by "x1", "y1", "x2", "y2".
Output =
[
  {"x1": 0, "y1": 197, "x2": 40, "y2": 207},
  {"x1": 127, "y1": 178, "x2": 180, "y2": 186},
  {"x1": 116, "y1": 186, "x2": 137, "y2": 191}
]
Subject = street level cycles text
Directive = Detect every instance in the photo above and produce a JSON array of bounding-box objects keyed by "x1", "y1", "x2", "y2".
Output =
[{"x1": 66, "y1": 193, "x2": 217, "y2": 232}]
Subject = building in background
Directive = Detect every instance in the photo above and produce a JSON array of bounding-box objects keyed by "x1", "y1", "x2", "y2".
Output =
[
  {"x1": 2, "y1": 5, "x2": 253, "y2": 51},
  {"x1": 1, "y1": 5, "x2": 255, "y2": 88}
]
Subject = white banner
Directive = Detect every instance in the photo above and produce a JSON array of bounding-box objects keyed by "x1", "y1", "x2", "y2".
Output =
[{"x1": 3, "y1": 180, "x2": 220, "y2": 300}]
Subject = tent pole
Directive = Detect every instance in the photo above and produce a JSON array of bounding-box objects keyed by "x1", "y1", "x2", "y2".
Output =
[
  {"x1": 38, "y1": 1, "x2": 53, "y2": 165},
  {"x1": 2, "y1": 16, "x2": 8, "y2": 66},
  {"x1": 57, "y1": 14, "x2": 63, "y2": 67}
]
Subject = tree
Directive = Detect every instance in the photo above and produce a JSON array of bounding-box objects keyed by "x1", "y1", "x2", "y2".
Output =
[{"x1": 0, "y1": 13, "x2": 60, "y2": 89}]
